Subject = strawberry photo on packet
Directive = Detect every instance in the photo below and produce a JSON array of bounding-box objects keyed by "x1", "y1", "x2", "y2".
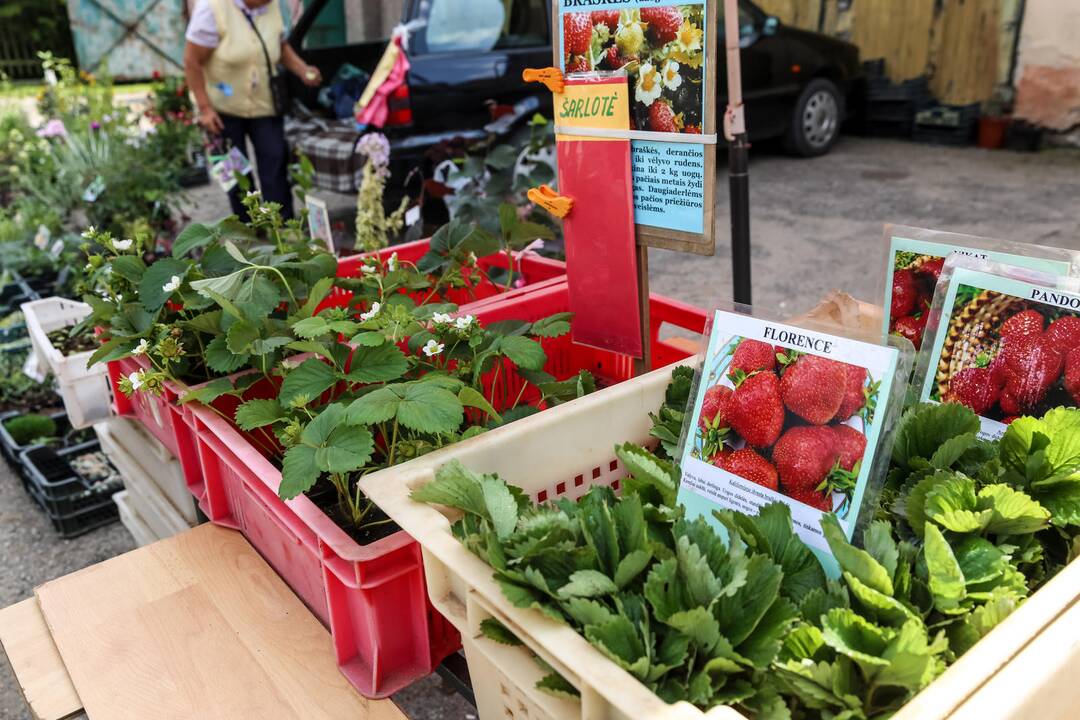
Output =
[
  {"x1": 677, "y1": 310, "x2": 908, "y2": 573},
  {"x1": 917, "y1": 257, "x2": 1080, "y2": 440}
]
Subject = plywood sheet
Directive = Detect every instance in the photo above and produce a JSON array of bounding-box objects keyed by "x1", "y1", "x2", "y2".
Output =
[
  {"x1": 35, "y1": 524, "x2": 404, "y2": 720},
  {"x1": 0, "y1": 598, "x2": 82, "y2": 720}
]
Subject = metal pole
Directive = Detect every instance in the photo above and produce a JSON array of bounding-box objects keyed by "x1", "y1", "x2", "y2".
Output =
[{"x1": 723, "y1": 0, "x2": 752, "y2": 306}]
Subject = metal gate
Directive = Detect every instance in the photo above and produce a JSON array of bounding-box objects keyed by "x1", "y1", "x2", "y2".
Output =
[{"x1": 66, "y1": 0, "x2": 188, "y2": 80}]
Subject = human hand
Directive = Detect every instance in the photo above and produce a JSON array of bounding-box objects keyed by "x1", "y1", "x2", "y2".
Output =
[
  {"x1": 300, "y1": 64, "x2": 322, "y2": 87},
  {"x1": 198, "y1": 106, "x2": 223, "y2": 134}
]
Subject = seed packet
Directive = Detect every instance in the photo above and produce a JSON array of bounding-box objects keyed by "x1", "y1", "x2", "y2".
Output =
[
  {"x1": 676, "y1": 308, "x2": 913, "y2": 576},
  {"x1": 305, "y1": 194, "x2": 332, "y2": 253},
  {"x1": 914, "y1": 255, "x2": 1080, "y2": 440},
  {"x1": 880, "y1": 225, "x2": 1078, "y2": 351},
  {"x1": 208, "y1": 146, "x2": 252, "y2": 192}
]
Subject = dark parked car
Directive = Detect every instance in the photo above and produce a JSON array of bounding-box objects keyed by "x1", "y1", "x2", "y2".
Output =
[{"x1": 288, "y1": 0, "x2": 862, "y2": 181}]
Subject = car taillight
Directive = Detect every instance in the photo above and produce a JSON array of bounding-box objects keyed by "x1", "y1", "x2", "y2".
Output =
[{"x1": 386, "y1": 83, "x2": 412, "y2": 126}]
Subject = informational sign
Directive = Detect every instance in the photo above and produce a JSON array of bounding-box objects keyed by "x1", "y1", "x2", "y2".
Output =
[
  {"x1": 555, "y1": 74, "x2": 642, "y2": 356},
  {"x1": 883, "y1": 228, "x2": 1074, "y2": 349},
  {"x1": 305, "y1": 194, "x2": 333, "y2": 253},
  {"x1": 553, "y1": 1, "x2": 717, "y2": 255},
  {"x1": 676, "y1": 309, "x2": 903, "y2": 575},
  {"x1": 918, "y1": 261, "x2": 1080, "y2": 440},
  {"x1": 209, "y1": 147, "x2": 252, "y2": 193}
]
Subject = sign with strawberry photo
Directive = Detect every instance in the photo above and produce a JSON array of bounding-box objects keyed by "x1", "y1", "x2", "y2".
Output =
[
  {"x1": 917, "y1": 259, "x2": 1080, "y2": 440},
  {"x1": 676, "y1": 310, "x2": 905, "y2": 574},
  {"x1": 555, "y1": 1, "x2": 717, "y2": 252},
  {"x1": 883, "y1": 226, "x2": 1074, "y2": 351}
]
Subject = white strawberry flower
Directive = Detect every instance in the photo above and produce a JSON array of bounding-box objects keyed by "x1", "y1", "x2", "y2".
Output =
[
  {"x1": 128, "y1": 371, "x2": 144, "y2": 390},
  {"x1": 112, "y1": 238, "x2": 133, "y2": 251},
  {"x1": 359, "y1": 301, "x2": 381, "y2": 321},
  {"x1": 81, "y1": 226, "x2": 96, "y2": 239},
  {"x1": 133, "y1": 339, "x2": 149, "y2": 355},
  {"x1": 387, "y1": 252, "x2": 398, "y2": 272},
  {"x1": 661, "y1": 59, "x2": 682, "y2": 91},
  {"x1": 361, "y1": 264, "x2": 377, "y2": 275},
  {"x1": 454, "y1": 314, "x2": 474, "y2": 330},
  {"x1": 422, "y1": 339, "x2": 444, "y2": 357},
  {"x1": 431, "y1": 312, "x2": 453, "y2": 324},
  {"x1": 162, "y1": 275, "x2": 181, "y2": 293},
  {"x1": 635, "y1": 62, "x2": 662, "y2": 107}
]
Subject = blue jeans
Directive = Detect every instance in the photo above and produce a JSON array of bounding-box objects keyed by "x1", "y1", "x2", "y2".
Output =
[{"x1": 219, "y1": 113, "x2": 294, "y2": 222}]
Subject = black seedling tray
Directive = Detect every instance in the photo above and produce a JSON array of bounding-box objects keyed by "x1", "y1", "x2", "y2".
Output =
[
  {"x1": 20, "y1": 440, "x2": 122, "y2": 537},
  {"x1": 0, "y1": 410, "x2": 70, "y2": 470}
]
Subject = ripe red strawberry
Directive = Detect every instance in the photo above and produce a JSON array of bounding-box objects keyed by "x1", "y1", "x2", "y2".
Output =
[
  {"x1": 563, "y1": 12, "x2": 592, "y2": 56},
  {"x1": 780, "y1": 354, "x2": 847, "y2": 425},
  {"x1": 1002, "y1": 415, "x2": 1020, "y2": 424},
  {"x1": 1045, "y1": 315, "x2": 1080, "y2": 355},
  {"x1": 729, "y1": 339, "x2": 777, "y2": 378},
  {"x1": 684, "y1": 124, "x2": 702, "y2": 134},
  {"x1": 892, "y1": 314, "x2": 927, "y2": 350},
  {"x1": 999, "y1": 333, "x2": 1063, "y2": 409},
  {"x1": 999, "y1": 386, "x2": 1022, "y2": 416},
  {"x1": 773, "y1": 426, "x2": 839, "y2": 494},
  {"x1": 945, "y1": 367, "x2": 1000, "y2": 415},
  {"x1": 830, "y1": 425, "x2": 867, "y2": 472},
  {"x1": 590, "y1": 10, "x2": 619, "y2": 32},
  {"x1": 727, "y1": 372, "x2": 784, "y2": 448},
  {"x1": 988, "y1": 353, "x2": 1008, "y2": 386},
  {"x1": 641, "y1": 6, "x2": 682, "y2": 43},
  {"x1": 891, "y1": 269, "x2": 918, "y2": 319},
  {"x1": 917, "y1": 256, "x2": 945, "y2": 282},
  {"x1": 566, "y1": 55, "x2": 590, "y2": 73},
  {"x1": 1000, "y1": 309, "x2": 1045, "y2": 338},
  {"x1": 718, "y1": 448, "x2": 779, "y2": 492},
  {"x1": 1065, "y1": 346, "x2": 1080, "y2": 404},
  {"x1": 787, "y1": 486, "x2": 833, "y2": 512},
  {"x1": 699, "y1": 385, "x2": 732, "y2": 430},
  {"x1": 833, "y1": 364, "x2": 868, "y2": 421},
  {"x1": 648, "y1": 101, "x2": 683, "y2": 133},
  {"x1": 708, "y1": 448, "x2": 732, "y2": 466}
]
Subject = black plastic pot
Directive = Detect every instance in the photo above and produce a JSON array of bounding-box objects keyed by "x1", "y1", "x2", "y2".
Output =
[{"x1": 20, "y1": 440, "x2": 122, "y2": 538}]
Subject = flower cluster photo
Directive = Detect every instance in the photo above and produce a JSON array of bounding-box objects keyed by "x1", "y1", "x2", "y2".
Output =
[{"x1": 561, "y1": 4, "x2": 705, "y2": 134}]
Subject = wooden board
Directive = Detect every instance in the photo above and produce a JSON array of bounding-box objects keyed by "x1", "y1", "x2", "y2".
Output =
[
  {"x1": 35, "y1": 524, "x2": 405, "y2": 720},
  {"x1": 0, "y1": 598, "x2": 82, "y2": 720}
]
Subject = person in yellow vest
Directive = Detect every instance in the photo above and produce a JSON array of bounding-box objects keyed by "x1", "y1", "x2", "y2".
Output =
[{"x1": 183, "y1": 0, "x2": 321, "y2": 220}]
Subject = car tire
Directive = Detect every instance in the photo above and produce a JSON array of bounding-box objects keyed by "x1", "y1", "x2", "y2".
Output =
[{"x1": 785, "y1": 78, "x2": 844, "y2": 157}]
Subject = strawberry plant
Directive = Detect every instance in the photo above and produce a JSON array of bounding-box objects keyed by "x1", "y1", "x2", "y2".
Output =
[{"x1": 416, "y1": 367, "x2": 1080, "y2": 718}]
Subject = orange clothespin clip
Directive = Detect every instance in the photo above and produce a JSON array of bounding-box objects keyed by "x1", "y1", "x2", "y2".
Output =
[
  {"x1": 522, "y1": 67, "x2": 564, "y2": 94},
  {"x1": 528, "y1": 185, "x2": 573, "y2": 219}
]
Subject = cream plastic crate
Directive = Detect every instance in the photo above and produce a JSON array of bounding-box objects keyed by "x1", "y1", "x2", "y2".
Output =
[
  {"x1": 96, "y1": 417, "x2": 196, "y2": 525},
  {"x1": 364, "y1": 363, "x2": 1080, "y2": 720},
  {"x1": 22, "y1": 297, "x2": 110, "y2": 428},
  {"x1": 96, "y1": 422, "x2": 195, "y2": 539},
  {"x1": 114, "y1": 490, "x2": 157, "y2": 547}
]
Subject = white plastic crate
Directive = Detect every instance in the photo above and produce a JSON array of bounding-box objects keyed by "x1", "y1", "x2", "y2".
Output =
[
  {"x1": 114, "y1": 490, "x2": 157, "y2": 548},
  {"x1": 363, "y1": 362, "x2": 1080, "y2": 720},
  {"x1": 96, "y1": 421, "x2": 195, "y2": 540},
  {"x1": 96, "y1": 417, "x2": 196, "y2": 525},
  {"x1": 22, "y1": 297, "x2": 110, "y2": 429}
]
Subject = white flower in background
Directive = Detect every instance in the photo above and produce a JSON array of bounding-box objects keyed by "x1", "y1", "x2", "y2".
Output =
[
  {"x1": 422, "y1": 339, "x2": 444, "y2": 357},
  {"x1": 454, "y1": 315, "x2": 474, "y2": 330},
  {"x1": 112, "y1": 238, "x2": 133, "y2": 251},
  {"x1": 81, "y1": 226, "x2": 96, "y2": 239},
  {"x1": 431, "y1": 312, "x2": 453, "y2": 324},
  {"x1": 116, "y1": 293, "x2": 123, "y2": 301},
  {"x1": 133, "y1": 339, "x2": 149, "y2": 355},
  {"x1": 635, "y1": 63, "x2": 662, "y2": 107},
  {"x1": 128, "y1": 371, "x2": 144, "y2": 390},
  {"x1": 359, "y1": 302, "x2": 381, "y2": 321},
  {"x1": 360, "y1": 264, "x2": 377, "y2": 275},
  {"x1": 387, "y1": 252, "x2": 398, "y2": 272},
  {"x1": 162, "y1": 275, "x2": 181, "y2": 293},
  {"x1": 661, "y1": 59, "x2": 682, "y2": 91},
  {"x1": 357, "y1": 132, "x2": 391, "y2": 172}
]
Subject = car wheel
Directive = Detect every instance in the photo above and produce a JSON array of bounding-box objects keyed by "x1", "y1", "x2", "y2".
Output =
[{"x1": 785, "y1": 78, "x2": 843, "y2": 157}]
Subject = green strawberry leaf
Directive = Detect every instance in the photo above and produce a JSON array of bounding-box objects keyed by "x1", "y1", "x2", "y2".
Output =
[
  {"x1": 279, "y1": 358, "x2": 337, "y2": 406},
  {"x1": 234, "y1": 398, "x2": 284, "y2": 430}
]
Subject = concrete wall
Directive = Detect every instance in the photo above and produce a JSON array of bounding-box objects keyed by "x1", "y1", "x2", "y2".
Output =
[{"x1": 1014, "y1": 0, "x2": 1080, "y2": 131}]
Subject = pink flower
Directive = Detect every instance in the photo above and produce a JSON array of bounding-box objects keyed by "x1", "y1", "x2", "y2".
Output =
[{"x1": 36, "y1": 119, "x2": 67, "y2": 139}]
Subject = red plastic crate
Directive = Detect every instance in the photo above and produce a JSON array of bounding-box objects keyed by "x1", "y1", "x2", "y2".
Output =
[
  {"x1": 107, "y1": 239, "x2": 566, "y2": 496},
  {"x1": 185, "y1": 288, "x2": 706, "y2": 698}
]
